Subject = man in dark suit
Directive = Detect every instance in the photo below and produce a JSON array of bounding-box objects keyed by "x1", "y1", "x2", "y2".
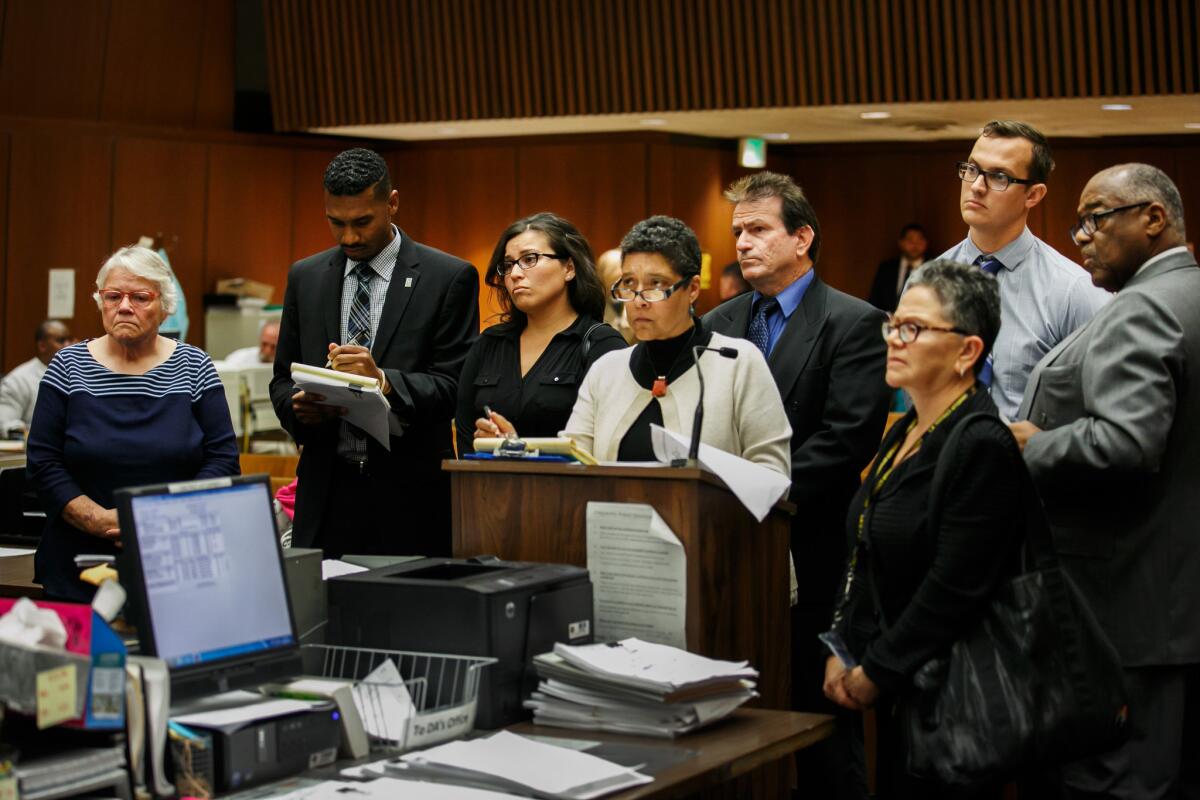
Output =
[
  {"x1": 270, "y1": 148, "x2": 479, "y2": 558},
  {"x1": 705, "y1": 171, "x2": 889, "y2": 797},
  {"x1": 867, "y1": 223, "x2": 928, "y2": 311},
  {"x1": 1013, "y1": 164, "x2": 1200, "y2": 798}
]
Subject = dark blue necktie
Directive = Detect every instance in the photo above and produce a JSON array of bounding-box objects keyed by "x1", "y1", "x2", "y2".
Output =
[
  {"x1": 746, "y1": 297, "x2": 778, "y2": 357},
  {"x1": 347, "y1": 262, "x2": 373, "y2": 350},
  {"x1": 973, "y1": 255, "x2": 1003, "y2": 385}
]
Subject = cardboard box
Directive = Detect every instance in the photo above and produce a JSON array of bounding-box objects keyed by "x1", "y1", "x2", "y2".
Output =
[{"x1": 215, "y1": 278, "x2": 274, "y2": 302}]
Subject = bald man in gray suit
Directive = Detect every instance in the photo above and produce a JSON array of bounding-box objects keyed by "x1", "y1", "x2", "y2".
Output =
[{"x1": 1013, "y1": 164, "x2": 1200, "y2": 799}]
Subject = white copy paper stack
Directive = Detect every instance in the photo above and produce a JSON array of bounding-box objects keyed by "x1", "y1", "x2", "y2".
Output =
[{"x1": 525, "y1": 638, "x2": 757, "y2": 738}]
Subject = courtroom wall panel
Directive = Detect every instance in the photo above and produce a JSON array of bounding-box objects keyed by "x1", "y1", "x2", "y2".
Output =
[
  {"x1": 0, "y1": 0, "x2": 234, "y2": 129},
  {"x1": 0, "y1": 131, "x2": 7, "y2": 369},
  {"x1": 205, "y1": 143, "x2": 296, "y2": 305},
  {"x1": 516, "y1": 141, "x2": 649, "y2": 261},
  {"x1": 111, "y1": 138, "x2": 209, "y2": 346},
  {"x1": 289, "y1": 148, "x2": 344, "y2": 265},
  {"x1": 390, "y1": 145, "x2": 517, "y2": 325},
  {"x1": 5, "y1": 131, "x2": 113, "y2": 367}
]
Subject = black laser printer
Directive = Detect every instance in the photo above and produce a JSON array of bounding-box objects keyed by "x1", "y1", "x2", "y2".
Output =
[{"x1": 327, "y1": 556, "x2": 593, "y2": 729}]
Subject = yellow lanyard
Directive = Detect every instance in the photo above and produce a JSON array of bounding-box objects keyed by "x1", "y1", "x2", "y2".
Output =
[{"x1": 830, "y1": 386, "x2": 975, "y2": 629}]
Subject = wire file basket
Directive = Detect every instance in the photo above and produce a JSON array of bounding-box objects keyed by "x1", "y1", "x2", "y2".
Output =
[{"x1": 302, "y1": 644, "x2": 495, "y2": 754}]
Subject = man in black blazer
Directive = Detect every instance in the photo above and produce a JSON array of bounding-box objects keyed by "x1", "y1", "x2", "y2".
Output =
[
  {"x1": 270, "y1": 149, "x2": 479, "y2": 558},
  {"x1": 705, "y1": 171, "x2": 889, "y2": 797},
  {"x1": 867, "y1": 223, "x2": 928, "y2": 311}
]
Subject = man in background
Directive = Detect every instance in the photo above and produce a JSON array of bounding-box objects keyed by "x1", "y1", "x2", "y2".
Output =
[
  {"x1": 270, "y1": 148, "x2": 478, "y2": 558},
  {"x1": 0, "y1": 320, "x2": 71, "y2": 435},
  {"x1": 940, "y1": 120, "x2": 1108, "y2": 419},
  {"x1": 705, "y1": 171, "x2": 889, "y2": 798},
  {"x1": 595, "y1": 247, "x2": 636, "y2": 343},
  {"x1": 867, "y1": 223, "x2": 927, "y2": 311},
  {"x1": 1014, "y1": 164, "x2": 1200, "y2": 798},
  {"x1": 224, "y1": 319, "x2": 280, "y2": 367},
  {"x1": 718, "y1": 261, "x2": 752, "y2": 301}
]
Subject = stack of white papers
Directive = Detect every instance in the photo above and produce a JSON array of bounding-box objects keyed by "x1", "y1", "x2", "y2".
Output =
[
  {"x1": 290, "y1": 362, "x2": 402, "y2": 449},
  {"x1": 525, "y1": 639, "x2": 757, "y2": 738},
  {"x1": 392, "y1": 730, "x2": 650, "y2": 798}
]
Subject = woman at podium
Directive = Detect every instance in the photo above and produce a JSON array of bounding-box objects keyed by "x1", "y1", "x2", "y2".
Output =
[
  {"x1": 561, "y1": 215, "x2": 790, "y2": 471},
  {"x1": 456, "y1": 213, "x2": 626, "y2": 453}
]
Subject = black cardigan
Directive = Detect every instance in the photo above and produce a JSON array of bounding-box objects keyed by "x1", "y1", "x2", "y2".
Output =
[{"x1": 835, "y1": 388, "x2": 1026, "y2": 696}]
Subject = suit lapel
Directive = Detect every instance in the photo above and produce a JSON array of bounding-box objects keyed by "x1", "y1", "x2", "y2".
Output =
[
  {"x1": 371, "y1": 231, "x2": 420, "y2": 358},
  {"x1": 321, "y1": 251, "x2": 347, "y2": 346},
  {"x1": 708, "y1": 293, "x2": 754, "y2": 337},
  {"x1": 769, "y1": 275, "x2": 829, "y2": 395}
]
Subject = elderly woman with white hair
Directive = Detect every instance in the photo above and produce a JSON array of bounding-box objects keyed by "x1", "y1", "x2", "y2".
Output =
[{"x1": 26, "y1": 246, "x2": 239, "y2": 601}]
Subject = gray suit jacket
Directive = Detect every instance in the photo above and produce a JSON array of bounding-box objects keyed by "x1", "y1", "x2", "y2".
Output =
[{"x1": 1018, "y1": 248, "x2": 1200, "y2": 666}]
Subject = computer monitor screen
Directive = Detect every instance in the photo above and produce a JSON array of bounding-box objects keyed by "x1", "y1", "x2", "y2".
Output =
[{"x1": 116, "y1": 475, "x2": 300, "y2": 699}]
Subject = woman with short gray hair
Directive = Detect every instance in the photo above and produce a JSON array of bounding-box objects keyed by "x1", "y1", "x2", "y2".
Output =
[
  {"x1": 823, "y1": 260, "x2": 1029, "y2": 796},
  {"x1": 26, "y1": 246, "x2": 239, "y2": 601}
]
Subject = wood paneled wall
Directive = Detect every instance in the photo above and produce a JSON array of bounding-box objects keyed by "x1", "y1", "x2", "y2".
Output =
[
  {"x1": 2, "y1": 120, "x2": 1197, "y2": 374},
  {"x1": 0, "y1": 0, "x2": 234, "y2": 128},
  {"x1": 264, "y1": 0, "x2": 1200, "y2": 130}
]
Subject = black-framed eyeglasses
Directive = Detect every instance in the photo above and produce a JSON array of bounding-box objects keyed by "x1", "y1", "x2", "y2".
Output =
[
  {"x1": 497, "y1": 252, "x2": 564, "y2": 276},
  {"x1": 882, "y1": 318, "x2": 968, "y2": 344},
  {"x1": 611, "y1": 277, "x2": 691, "y2": 303},
  {"x1": 956, "y1": 161, "x2": 1036, "y2": 192},
  {"x1": 1068, "y1": 202, "x2": 1150, "y2": 243}
]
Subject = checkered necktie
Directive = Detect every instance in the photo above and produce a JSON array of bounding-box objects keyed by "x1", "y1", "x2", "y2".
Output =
[
  {"x1": 746, "y1": 297, "x2": 778, "y2": 357},
  {"x1": 973, "y1": 255, "x2": 1003, "y2": 386},
  {"x1": 347, "y1": 262, "x2": 374, "y2": 350}
]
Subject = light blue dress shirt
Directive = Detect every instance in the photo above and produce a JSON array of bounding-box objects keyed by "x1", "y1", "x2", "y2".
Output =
[{"x1": 939, "y1": 227, "x2": 1109, "y2": 419}]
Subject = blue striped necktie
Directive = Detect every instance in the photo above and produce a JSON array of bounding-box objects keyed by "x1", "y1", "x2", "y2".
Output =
[
  {"x1": 348, "y1": 262, "x2": 373, "y2": 350},
  {"x1": 973, "y1": 254, "x2": 1002, "y2": 386},
  {"x1": 746, "y1": 297, "x2": 778, "y2": 357}
]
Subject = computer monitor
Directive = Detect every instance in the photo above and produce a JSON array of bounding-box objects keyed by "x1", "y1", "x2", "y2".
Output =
[{"x1": 116, "y1": 474, "x2": 301, "y2": 701}]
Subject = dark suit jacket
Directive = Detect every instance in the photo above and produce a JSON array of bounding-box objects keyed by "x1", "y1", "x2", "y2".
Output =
[
  {"x1": 269, "y1": 233, "x2": 479, "y2": 553},
  {"x1": 1019, "y1": 249, "x2": 1200, "y2": 666},
  {"x1": 705, "y1": 274, "x2": 890, "y2": 612},
  {"x1": 867, "y1": 256, "x2": 903, "y2": 311}
]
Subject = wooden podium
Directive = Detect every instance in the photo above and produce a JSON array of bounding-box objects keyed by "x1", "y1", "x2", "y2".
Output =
[{"x1": 444, "y1": 460, "x2": 794, "y2": 709}]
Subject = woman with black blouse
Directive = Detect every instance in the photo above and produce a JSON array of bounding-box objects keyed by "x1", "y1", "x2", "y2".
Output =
[
  {"x1": 822, "y1": 260, "x2": 1025, "y2": 798},
  {"x1": 456, "y1": 213, "x2": 626, "y2": 453}
]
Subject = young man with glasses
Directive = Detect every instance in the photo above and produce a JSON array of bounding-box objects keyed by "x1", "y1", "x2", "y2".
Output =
[
  {"x1": 938, "y1": 120, "x2": 1108, "y2": 420},
  {"x1": 1013, "y1": 164, "x2": 1200, "y2": 798}
]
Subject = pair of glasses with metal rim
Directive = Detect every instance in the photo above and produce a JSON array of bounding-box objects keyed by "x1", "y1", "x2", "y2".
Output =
[
  {"x1": 1068, "y1": 201, "x2": 1150, "y2": 243},
  {"x1": 496, "y1": 252, "x2": 564, "y2": 277},
  {"x1": 610, "y1": 276, "x2": 691, "y2": 304},
  {"x1": 956, "y1": 161, "x2": 1036, "y2": 192},
  {"x1": 882, "y1": 318, "x2": 968, "y2": 344},
  {"x1": 96, "y1": 289, "x2": 160, "y2": 308}
]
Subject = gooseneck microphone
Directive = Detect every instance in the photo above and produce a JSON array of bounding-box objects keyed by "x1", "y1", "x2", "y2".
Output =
[{"x1": 672, "y1": 345, "x2": 739, "y2": 467}]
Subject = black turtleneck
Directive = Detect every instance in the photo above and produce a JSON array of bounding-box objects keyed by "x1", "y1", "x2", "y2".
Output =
[{"x1": 618, "y1": 321, "x2": 712, "y2": 461}]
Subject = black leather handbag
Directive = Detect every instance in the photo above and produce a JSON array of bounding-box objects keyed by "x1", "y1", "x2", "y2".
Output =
[{"x1": 873, "y1": 413, "x2": 1129, "y2": 786}]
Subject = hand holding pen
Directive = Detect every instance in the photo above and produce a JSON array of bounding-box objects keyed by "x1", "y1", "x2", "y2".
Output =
[{"x1": 475, "y1": 405, "x2": 518, "y2": 441}]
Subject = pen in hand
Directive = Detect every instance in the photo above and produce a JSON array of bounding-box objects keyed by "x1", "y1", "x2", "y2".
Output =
[
  {"x1": 325, "y1": 331, "x2": 365, "y2": 369},
  {"x1": 483, "y1": 405, "x2": 518, "y2": 441}
]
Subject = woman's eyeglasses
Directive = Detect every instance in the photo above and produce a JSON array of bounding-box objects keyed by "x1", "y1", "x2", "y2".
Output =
[
  {"x1": 496, "y1": 252, "x2": 563, "y2": 277},
  {"x1": 882, "y1": 318, "x2": 967, "y2": 344},
  {"x1": 611, "y1": 277, "x2": 690, "y2": 303},
  {"x1": 97, "y1": 289, "x2": 159, "y2": 308}
]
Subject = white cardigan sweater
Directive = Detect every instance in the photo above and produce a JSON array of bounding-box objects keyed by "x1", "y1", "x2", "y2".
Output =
[{"x1": 563, "y1": 331, "x2": 792, "y2": 476}]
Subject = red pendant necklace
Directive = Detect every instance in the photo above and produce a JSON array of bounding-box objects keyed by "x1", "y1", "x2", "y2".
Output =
[{"x1": 647, "y1": 326, "x2": 697, "y2": 399}]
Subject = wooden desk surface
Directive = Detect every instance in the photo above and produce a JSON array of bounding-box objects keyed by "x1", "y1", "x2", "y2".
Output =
[
  {"x1": 0, "y1": 553, "x2": 41, "y2": 599},
  {"x1": 510, "y1": 709, "x2": 833, "y2": 799}
]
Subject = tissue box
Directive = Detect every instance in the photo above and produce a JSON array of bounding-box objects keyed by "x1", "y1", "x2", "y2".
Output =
[{"x1": 0, "y1": 599, "x2": 126, "y2": 730}]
